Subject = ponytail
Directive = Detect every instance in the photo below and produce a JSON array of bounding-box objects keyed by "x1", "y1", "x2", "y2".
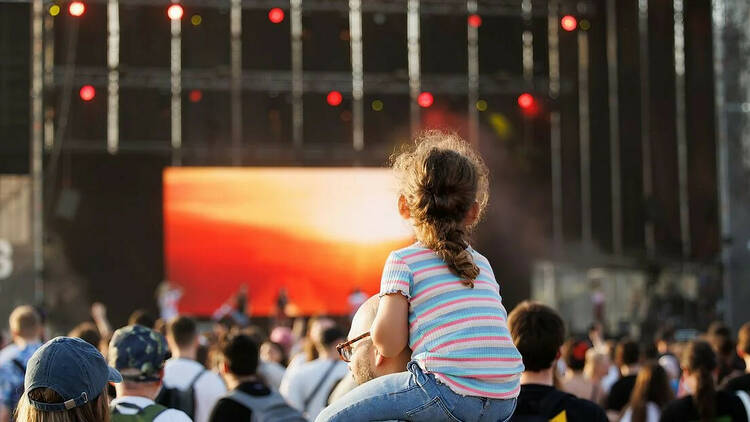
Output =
[
  {"x1": 426, "y1": 220, "x2": 478, "y2": 286},
  {"x1": 682, "y1": 340, "x2": 717, "y2": 422}
]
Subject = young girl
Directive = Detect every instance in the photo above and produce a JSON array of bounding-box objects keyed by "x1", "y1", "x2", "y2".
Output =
[{"x1": 316, "y1": 131, "x2": 523, "y2": 422}]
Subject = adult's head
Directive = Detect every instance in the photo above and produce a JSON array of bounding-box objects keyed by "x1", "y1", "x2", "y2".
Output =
[
  {"x1": 128, "y1": 309, "x2": 156, "y2": 329},
  {"x1": 217, "y1": 333, "x2": 259, "y2": 388},
  {"x1": 15, "y1": 337, "x2": 121, "y2": 422},
  {"x1": 626, "y1": 360, "x2": 673, "y2": 422},
  {"x1": 344, "y1": 296, "x2": 411, "y2": 385},
  {"x1": 392, "y1": 130, "x2": 489, "y2": 283},
  {"x1": 166, "y1": 315, "x2": 198, "y2": 357},
  {"x1": 736, "y1": 322, "x2": 750, "y2": 366},
  {"x1": 507, "y1": 301, "x2": 565, "y2": 372},
  {"x1": 9, "y1": 305, "x2": 42, "y2": 343},
  {"x1": 68, "y1": 322, "x2": 101, "y2": 349},
  {"x1": 614, "y1": 338, "x2": 640, "y2": 369},
  {"x1": 562, "y1": 339, "x2": 590, "y2": 373},
  {"x1": 108, "y1": 325, "x2": 169, "y2": 400},
  {"x1": 681, "y1": 340, "x2": 718, "y2": 422}
]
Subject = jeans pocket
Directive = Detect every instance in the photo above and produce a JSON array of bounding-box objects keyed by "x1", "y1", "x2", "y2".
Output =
[{"x1": 404, "y1": 396, "x2": 462, "y2": 422}]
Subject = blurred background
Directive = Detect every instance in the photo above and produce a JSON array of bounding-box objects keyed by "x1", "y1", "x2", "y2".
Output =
[{"x1": 1, "y1": 0, "x2": 749, "y2": 337}]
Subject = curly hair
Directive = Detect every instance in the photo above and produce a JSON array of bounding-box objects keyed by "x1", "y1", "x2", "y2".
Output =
[{"x1": 391, "y1": 130, "x2": 489, "y2": 284}]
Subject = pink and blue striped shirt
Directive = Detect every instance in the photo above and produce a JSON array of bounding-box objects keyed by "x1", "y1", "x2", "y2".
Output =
[{"x1": 379, "y1": 243, "x2": 523, "y2": 399}]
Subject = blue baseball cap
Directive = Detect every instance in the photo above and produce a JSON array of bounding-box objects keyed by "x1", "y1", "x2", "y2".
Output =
[
  {"x1": 109, "y1": 325, "x2": 169, "y2": 382},
  {"x1": 24, "y1": 337, "x2": 122, "y2": 411}
]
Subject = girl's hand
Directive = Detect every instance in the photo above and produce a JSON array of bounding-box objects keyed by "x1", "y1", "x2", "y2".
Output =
[{"x1": 371, "y1": 293, "x2": 409, "y2": 358}]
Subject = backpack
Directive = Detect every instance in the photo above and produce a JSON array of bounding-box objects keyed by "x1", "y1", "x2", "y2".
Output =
[
  {"x1": 9, "y1": 359, "x2": 27, "y2": 413},
  {"x1": 110, "y1": 402, "x2": 168, "y2": 422},
  {"x1": 223, "y1": 389, "x2": 307, "y2": 422},
  {"x1": 154, "y1": 369, "x2": 204, "y2": 419},
  {"x1": 511, "y1": 389, "x2": 573, "y2": 422}
]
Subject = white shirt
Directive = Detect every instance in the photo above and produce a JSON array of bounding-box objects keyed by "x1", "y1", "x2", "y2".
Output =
[
  {"x1": 161, "y1": 358, "x2": 226, "y2": 422},
  {"x1": 258, "y1": 360, "x2": 286, "y2": 391},
  {"x1": 279, "y1": 358, "x2": 348, "y2": 420},
  {"x1": 111, "y1": 396, "x2": 192, "y2": 422},
  {"x1": 620, "y1": 402, "x2": 661, "y2": 422}
]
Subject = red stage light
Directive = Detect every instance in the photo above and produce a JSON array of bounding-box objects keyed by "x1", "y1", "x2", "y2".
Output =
[
  {"x1": 68, "y1": 1, "x2": 85, "y2": 16},
  {"x1": 468, "y1": 14, "x2": 482, "y2": 28},
  {"x1": 327, "y1": 91, "x2": 343, "y2": 107},
  {"x1": 518, "y1": 93, "x2": 534, "y2": 109},
  {"x1": 268, "y1": 8, "x2": 284, "y2": 24},
  {"x1": 417, "y1": 92, "x2": 434, "y2": 108},
  {"x1": 167, "y1": 4, "x2": 184, "y2": 21},
  {"x1": 561, "y1": 15, "x2": 577, "y2": 32},
  {"x1": 79, "y1": 85, "x2": 95, "y2": 102},
  {"x1": 189, "y1": 90, "x2": 202, "y2": 103}
]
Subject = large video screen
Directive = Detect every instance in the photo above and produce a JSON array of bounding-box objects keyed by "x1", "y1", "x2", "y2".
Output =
[{"x1": 164, "y1": 168, "x2": 413, "y2": 316}]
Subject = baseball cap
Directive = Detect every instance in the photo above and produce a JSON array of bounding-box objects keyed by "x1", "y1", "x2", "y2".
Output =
[
  {"x1": 24, "y1": 337, "x2": 122, "y2": 411},
  {"x1": 108, "y1": 324, "x2": 169, "y2": 382}
]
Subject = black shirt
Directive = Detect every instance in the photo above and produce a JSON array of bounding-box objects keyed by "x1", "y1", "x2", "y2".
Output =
[
  {"x1": 511, "y1": 384, "x2": 608, "y2": 421},
  {"x1": 722, "y1": 373, "x2": 750, "y2": 393},
  {"x1": 605, "y1": 374, "x2": 637, "y2": 411},
  {"x1": 208, "y1": 380, "x2": 270, "y2": 422},
  {"x1": 660, "y1": 390, "x2": 748, "y2": 422}
]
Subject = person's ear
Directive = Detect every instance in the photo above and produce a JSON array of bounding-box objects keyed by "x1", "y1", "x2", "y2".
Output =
[
  {"x1": 463, "y1": 202, "x2": 480, "y2": 226},
  {"x1": 398, "y1": 195, "x2": 411, "y2": 219},
  {"x1": 737, "y1": 345, "x2": 746, "y2": 359},
  {"x1": 221, "y1": 361, "x2": 230, "y2": 374}
]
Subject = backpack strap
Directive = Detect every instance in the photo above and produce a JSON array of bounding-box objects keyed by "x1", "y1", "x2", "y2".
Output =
[
  {"x1": 302, "y1": 360, "x2": 339, "y2": 413},
  {"x1": 11, "y1": 359, "x2": 25, "y2": 374},
  {"x1": 224, "y1": 389, "x2": 260, "y2": 410},
  {"x1": 189, "y1": 368, "x2": 206, "y2": 387},
  {"x1": 111, "y1": 401, "x2": 169, "y2": 419}
]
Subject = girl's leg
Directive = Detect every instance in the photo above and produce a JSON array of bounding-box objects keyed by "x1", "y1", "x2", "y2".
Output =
[{"x1": 315, "y1": 362, "x2": 461, "y2": 422}]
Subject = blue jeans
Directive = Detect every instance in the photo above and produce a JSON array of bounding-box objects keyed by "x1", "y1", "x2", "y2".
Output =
[{"x1": 315, "y1": 361, "x2": 517, "y2": 422}]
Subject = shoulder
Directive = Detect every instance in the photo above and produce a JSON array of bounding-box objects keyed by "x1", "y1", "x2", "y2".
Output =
[
  {"x1": 564, "y1": 396, "x2": 608, "y2": 421},
  {"x1": 660, "y1": 395, "x2": 693, "y2": 419},
  {"x1": 155, "y1": 408, "x2": 193, "y2": 422},
  {"x1": 210, "y1": 397, "x2": 253, "y2": 422},
  {"x1": 197, "y1": 369, "x2": 226, "y2": 391}
]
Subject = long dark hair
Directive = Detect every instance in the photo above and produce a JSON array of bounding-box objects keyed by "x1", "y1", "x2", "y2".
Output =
[
  {"x1": 16, "y1": 387, "x2": 110, "y2": 422},
  {"x1": 626, "y1": 360, "x2": 673, "y2": 422},
  {"x1": 682, "y1": 340, "x2": 717, "y2": 422},
  {"x1": 392, "y1": 131, "x2": 489, "y2": 284}
]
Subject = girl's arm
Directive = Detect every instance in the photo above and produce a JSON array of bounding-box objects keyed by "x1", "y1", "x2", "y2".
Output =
[{"x1": 371, "y1": 293, "x2": 409, "y2": 358}]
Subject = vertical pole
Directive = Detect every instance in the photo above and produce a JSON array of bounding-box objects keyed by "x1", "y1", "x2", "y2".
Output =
[
  {"x1": 107, "y1": 0, "x2": 120, "y2": 154},
  {"x1": 711, "y1": 0, "x2": 731, "y2": 327},
  {"x1": 230, "y1": 0, "x2": 242, "y2": 163},
  {"x1": 467, "y1": 0, "x2": 479, "y2": 147},
  {"x1": 521, "y1": 0, "x2": 534, "y2": 149},
  {"x1": 606, "y1": 0, "x2": 622, "y2": 255},
  {"x1": 43, "y1": 13, "x2": 54, "y2": 151},
  {"x1": 548, "y1": 0, "x2": 563, "y2": 253},
  {"x1": 170, "y1": 11, "x2": 182, "y2": 166},
  {"x1": 31, "y1": 0, "x2": 44, "y2": 304},
  {"x1": 674, "y1": 0, "x2": 690, "y2": 259},
  {"x1": 291, "y1": 0, "x2": 303, "y2": 147},
  {"x1": 579, "y1": 30, "x2": 592, "y2": 248},
  {"x1": 639, "y1": 0, "x2": 655, "y2": 258},
  {"x1": 407, "y1": 0, "x2": 420, "y2": 136},
  {"x1": 349, "y1": 0, "x2": 364, "y2": 151}
]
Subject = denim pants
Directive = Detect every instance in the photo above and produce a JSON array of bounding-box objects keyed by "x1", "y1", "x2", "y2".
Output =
[{"x1": 315, "y1": 361, "x2": 517, "y2": 422}]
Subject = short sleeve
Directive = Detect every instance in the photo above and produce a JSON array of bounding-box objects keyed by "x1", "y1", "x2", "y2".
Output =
[{"x1": 379, "y1": 252, "x2": 412, "y2": 299}]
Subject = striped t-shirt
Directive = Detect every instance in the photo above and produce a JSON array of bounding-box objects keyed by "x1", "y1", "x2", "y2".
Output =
[{"x1": 379, "y1": 242, "x2": 523, "y2": 399}]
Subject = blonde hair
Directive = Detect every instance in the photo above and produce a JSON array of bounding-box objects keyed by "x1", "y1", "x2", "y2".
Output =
[
  {"x1": 9, "y1": 306, "x2": 41, "y2": 339},
  {"x1": 392, "y1": 130, "x2": 489, "y2": 284},
  {"x1": 15, "y1": 388, "x2": 110, "y2": 422}
]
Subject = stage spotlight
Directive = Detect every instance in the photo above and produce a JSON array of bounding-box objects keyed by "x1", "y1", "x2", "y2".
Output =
[
  {"x1": 68, "y1": 1, "x2": 85, "y2": 17},
  {"x1": 561, "y1": 15, "x2": 577, "y2": 31},
  {"x1": 468, "y1": 14, "x2": 482, "y2": 28},
  {"x1": 79, "y1": 85, "x2": 95, "y2": 102},
  {"x1": 268, "y1": 8, "x2": 284, "y2": 24},
  {"x1": 327, "y1": 91, "x2": 343, "y2": 107},
  {"x1": 417, "y1": 92, "x2": 434, "y2": 108},
  {"x1": 167, "y1": 4, "x2": 184, "y2": 21},
  {"x1": 476, "y1": 100, "x2": 488, "y2": 112},
  {"x1": 189, "y1": 90, "x2": 202, "y2": 103},
  {"x1": 371, "y1": 100, "x2": 384, "y2": 112},
  {"x1": 518, "y1": 93, "x2": 534, "y2": 109},
  {"x1": 49, "y1": 4, "x2": 61, "y2": 16},
  {"x1": 190, "y1": 14, "x2": 202, "y2": 26}
]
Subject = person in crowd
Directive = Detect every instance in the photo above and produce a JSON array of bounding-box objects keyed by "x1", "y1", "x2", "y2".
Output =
[
  {"x1": 91, "y1": 302, "x2": 113, "y2": 341},
  {"x1": 281, "y1": 326, "x2": 347, "y2": 420},
  {"x1": 660, "y1": 340, "x2": 747, "y2": 422},
  {"x1": 15, "y1": 337, "x2": 121, "y2": 422},
  {"x1": 68, "y1": 322, "x2": 102, "y2": 348},
  {"x1": 506, "y1": 301, "x2": 607, "y2": 421},
  {"x1": 328, "y1": 296, "x2": 412, "y2": 404},
  {"x1": 721, "y1": 322, "x2": 750, "y2": 392},
  {"x1": 108, "y1": 325, "x2": 191, "y2": 422},
  {"x1": 128, "y1": 309, "x2": 157, "y2": 329},
  {"x1": 620, "y1": 361, "x2": 673, "y2": 422},
  {"x1": 605, "y1": 339, "x2": 641, "y2": 415},
  {"x1": 159, "y1": 316, "x2": 226, "y2": 422},
  {"x1": 156, "y1": 281, "x2": 183, "y2": 322},
  {"x1": 317, "y1": 131, "x2": 523, "y2": 422},
  {"x1": 258, "y1": 341, "x2": 287, "y2": 390},
  {"x1": 0, "y1": 306, "x2": 44, "y2": 422},
  {"x1": 287, "y1": 316, "x2": 336, "y2": 371},
  {"x1": 209, "y1": 333, "x2": 305, "y2": 422},
  {"x1": 583, "y1": 348, "x2": 611, "y2": 406},
  {"x1": 708, "y1": 321, "x2": 746, "y2": 386},
  {"x1": 561, "y1": 338, "x2": 597, "y2": 400}
]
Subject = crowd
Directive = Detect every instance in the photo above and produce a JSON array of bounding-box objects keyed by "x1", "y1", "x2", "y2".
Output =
[{"x1": 1, "y1": 130, "x2": 749, "y2": 421}]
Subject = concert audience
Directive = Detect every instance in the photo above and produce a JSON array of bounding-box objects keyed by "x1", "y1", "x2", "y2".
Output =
[
  {"x1": 0, "y1": 306, "x2": 43, "y2": 422},
  {"x1": 620, "y1": 360, "x2": 673, "y2": 422}
]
